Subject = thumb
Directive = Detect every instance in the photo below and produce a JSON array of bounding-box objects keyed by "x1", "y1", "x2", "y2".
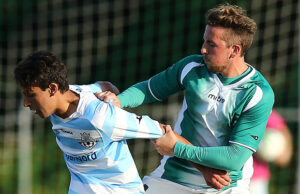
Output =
[{"x1": 165, "y1": 125, "x2": 172, "y2": 133}]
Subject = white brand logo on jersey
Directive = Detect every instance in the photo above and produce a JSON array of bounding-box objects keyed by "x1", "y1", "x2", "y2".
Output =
[
  {"x1": 78, "y1": 132, "x2": 98, "y2": 149},
  {"x1": 208, "y1": 94, "x2": 225, "y2": 103}
]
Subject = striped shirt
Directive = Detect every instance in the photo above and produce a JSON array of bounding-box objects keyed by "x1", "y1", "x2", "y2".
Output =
[{"x1": 50, "y1": 83, "x2": 163, "y2": 194}]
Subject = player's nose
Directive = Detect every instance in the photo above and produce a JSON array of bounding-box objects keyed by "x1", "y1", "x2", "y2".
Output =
[
  {"x1": 201, "y1": 44, "x2": 207, "y2": 55},
  {"x1": 23, "y1": 97, "x2": 31, "y2": 107}
]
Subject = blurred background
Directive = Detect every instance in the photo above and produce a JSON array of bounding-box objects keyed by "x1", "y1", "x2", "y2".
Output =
[{"x1": 0, "y1": 0, "x2": 298, "y2": 193}]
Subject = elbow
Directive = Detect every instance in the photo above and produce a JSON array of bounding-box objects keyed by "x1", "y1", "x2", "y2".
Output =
[
  {"x1": 225, "y1": 144, "x2": 253, "y2": 171},
  {"x1": 226, "y1": 156, "x2": 251, "y2": 171}
]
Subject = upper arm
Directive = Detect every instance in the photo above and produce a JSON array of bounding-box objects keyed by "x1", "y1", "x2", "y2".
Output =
[
  {"x1": 148, "y1": 55, "x2": 203, "y2": 100},
  {"x1": 117, "y1": 55, "x2": 204, "y2": 107},
  {"x1": 230, "y1": 85, "x2": 274, "y2": 151}
]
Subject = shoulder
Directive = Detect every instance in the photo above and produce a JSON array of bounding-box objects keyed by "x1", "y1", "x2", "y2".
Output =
[
  {"x1": 176, "y1": 54, "x2": 205, "y2": 67},
  {"x1": 70, "y1": 83, "x2": 102, "y2": 93},
  {"x1": 172, "y1": 55, "x2": 206, "y2": 82},
  {"x1": 243, "y1": 68, "x2": 274, "y2": 112},
  {"x1": 243, "y1": 67, "x2": 274, "y2": 98},
  {"x1": 252, "y1": 70, "x2": 274, "y2": 100},
  {"x1": 74, "y1": 91, "x2": 106, "y2": 120}
]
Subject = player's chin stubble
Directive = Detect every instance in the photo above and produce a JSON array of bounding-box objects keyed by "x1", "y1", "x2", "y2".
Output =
[
  {"x1": 204, "y1": 57, "x2": 225, "y2": 74},
  {"x1": 207, "y1": 64, "x2": 226, "y2": 74}
]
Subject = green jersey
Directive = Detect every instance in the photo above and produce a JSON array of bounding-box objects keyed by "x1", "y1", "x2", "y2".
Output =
[{"x1": 119, "y1": 55, "x2": 274, "y2": 191}]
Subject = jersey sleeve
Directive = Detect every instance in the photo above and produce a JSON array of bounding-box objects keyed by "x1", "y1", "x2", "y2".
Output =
[
  {"x1": 229, "y1": 84, "x2": 274, "y2": 151},
  {"x1": 146, "y1": 59, "x2": 186, "y2": 101},
  {"x1": 118, "y1": 81, "x2": 157, "y2": 108},
  {"x1": 90, "y1": 101, "x2": 163, "y2": 141},
  {"x1": 174, "y1": 142, "x2": 253, "y2": 171},
  {"x1": 119, "y1": 55, "x2": 203, "y2": 108}
]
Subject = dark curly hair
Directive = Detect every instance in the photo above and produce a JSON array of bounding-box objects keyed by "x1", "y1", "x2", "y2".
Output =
[
  {"x1": 206, "y1": 4, "x2": 257, "y2": 56},
  {"x1": 14, "y1": 51, "x2": 69, "y2": 93}
]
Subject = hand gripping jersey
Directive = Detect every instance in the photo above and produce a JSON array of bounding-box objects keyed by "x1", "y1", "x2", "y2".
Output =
[
  {"x1": 50, "y1": 84, "x2": 163, "y2": 194},
  {"x1": 119, "y1": 55, "x2": 274, "y2": 192}
]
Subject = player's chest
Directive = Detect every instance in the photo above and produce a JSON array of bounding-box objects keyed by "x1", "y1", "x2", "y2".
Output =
[
  {"x1": 50, "y1": 116, "x2": 107, "y2": 150},
  {"x1": 184, "y1": 77, "x2": 247, "y2": 121},
  {"x1": 188, "y1": 78, "x2": 236, "y2": 102}
]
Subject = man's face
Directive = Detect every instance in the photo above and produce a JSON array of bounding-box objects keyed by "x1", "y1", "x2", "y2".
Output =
[
  {"x1": 201, "y1": 25, "x2": 232, "y2": 74},
  {"x1": 22, "y1": 86, "x2": 55, "y2": 118}
]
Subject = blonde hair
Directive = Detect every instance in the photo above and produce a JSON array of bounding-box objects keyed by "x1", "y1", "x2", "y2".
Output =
[{"x1": 205, "y1": 4, "x2": 257, "y2": 56}]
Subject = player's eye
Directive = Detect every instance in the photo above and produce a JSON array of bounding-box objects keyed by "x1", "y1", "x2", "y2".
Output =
[
  {"x1": 24, "y1": 92, "x2": 35, "y2": 98},
  {"x1": 208, "y1": 41, "x2": 215, "y2": 47},
  {"x1": 28, "y1": 94, "x2": 35, "y2": 98}
]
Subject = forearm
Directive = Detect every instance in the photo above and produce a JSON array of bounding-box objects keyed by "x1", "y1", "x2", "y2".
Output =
[
  {"x1": 118, "y1": 81, "x2": 157, "y2": 108},
  {"x1": 118, "y1": 61, "x2": 185, "y2": 108},
  {"x1": 174, "y1": 142, "x2": 253, "y2": 171},
  {"x1": 174, "y1": 133, "x2": 224, "y2": 174}
]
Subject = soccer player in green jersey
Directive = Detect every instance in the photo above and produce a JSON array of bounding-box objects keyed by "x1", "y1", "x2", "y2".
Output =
[{"x1": 98, "y1": 4, "x2": 274, "y2": 194}]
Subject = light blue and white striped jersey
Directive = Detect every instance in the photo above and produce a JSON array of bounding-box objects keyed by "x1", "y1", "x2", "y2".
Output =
[{"x1": 50, "y1": 83, "x2": 163, "y2": 194}]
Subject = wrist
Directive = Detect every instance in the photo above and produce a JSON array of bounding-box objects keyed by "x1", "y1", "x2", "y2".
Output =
[
  {"x1": 173, "y1": 141, "x2": 183, "y2": 157},
  {"x1": 117, "y1": 94, "x2": 125, "y2": 108}
]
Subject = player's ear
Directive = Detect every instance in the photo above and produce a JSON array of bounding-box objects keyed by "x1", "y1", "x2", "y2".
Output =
[
  {"x1": 229, "y1": 44, "x2": 242, "y2": 59},
  {"x1": 49, "y1": 83, "x2": 59, "y2": 96}
]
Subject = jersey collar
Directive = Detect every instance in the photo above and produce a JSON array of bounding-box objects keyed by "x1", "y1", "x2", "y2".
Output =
[{"x1": 213, "y1": 64, "x2": 256, "y2": 91}]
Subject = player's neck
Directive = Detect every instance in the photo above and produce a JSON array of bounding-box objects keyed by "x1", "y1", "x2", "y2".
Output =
[
  {"x1": 55, "y1": 90, "x2": 80, "y2": 119},
  {"x1": 221, "y1": 57, "x2": 248, "y2": 78}
]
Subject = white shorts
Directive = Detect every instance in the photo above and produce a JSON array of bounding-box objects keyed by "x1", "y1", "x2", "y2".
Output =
[
  {"x1": 143, "y1": 176, "x2": 250, "y2": 194},
  {"x1": 249, "y1": 179, "x2": 268, "y2": 194}
]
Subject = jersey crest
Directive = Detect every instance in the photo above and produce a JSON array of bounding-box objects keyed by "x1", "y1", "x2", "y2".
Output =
[{"x1": 78, "y1": 132, "x2": 99, "y2": 149}]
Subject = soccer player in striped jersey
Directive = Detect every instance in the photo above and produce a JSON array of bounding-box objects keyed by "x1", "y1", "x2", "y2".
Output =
[
  {"x1": 98, "y1": 4, "x2": 274, "y2": 194},
  {"x1": 14, "y1": 51, "x2": 170, "y2": 194}
]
